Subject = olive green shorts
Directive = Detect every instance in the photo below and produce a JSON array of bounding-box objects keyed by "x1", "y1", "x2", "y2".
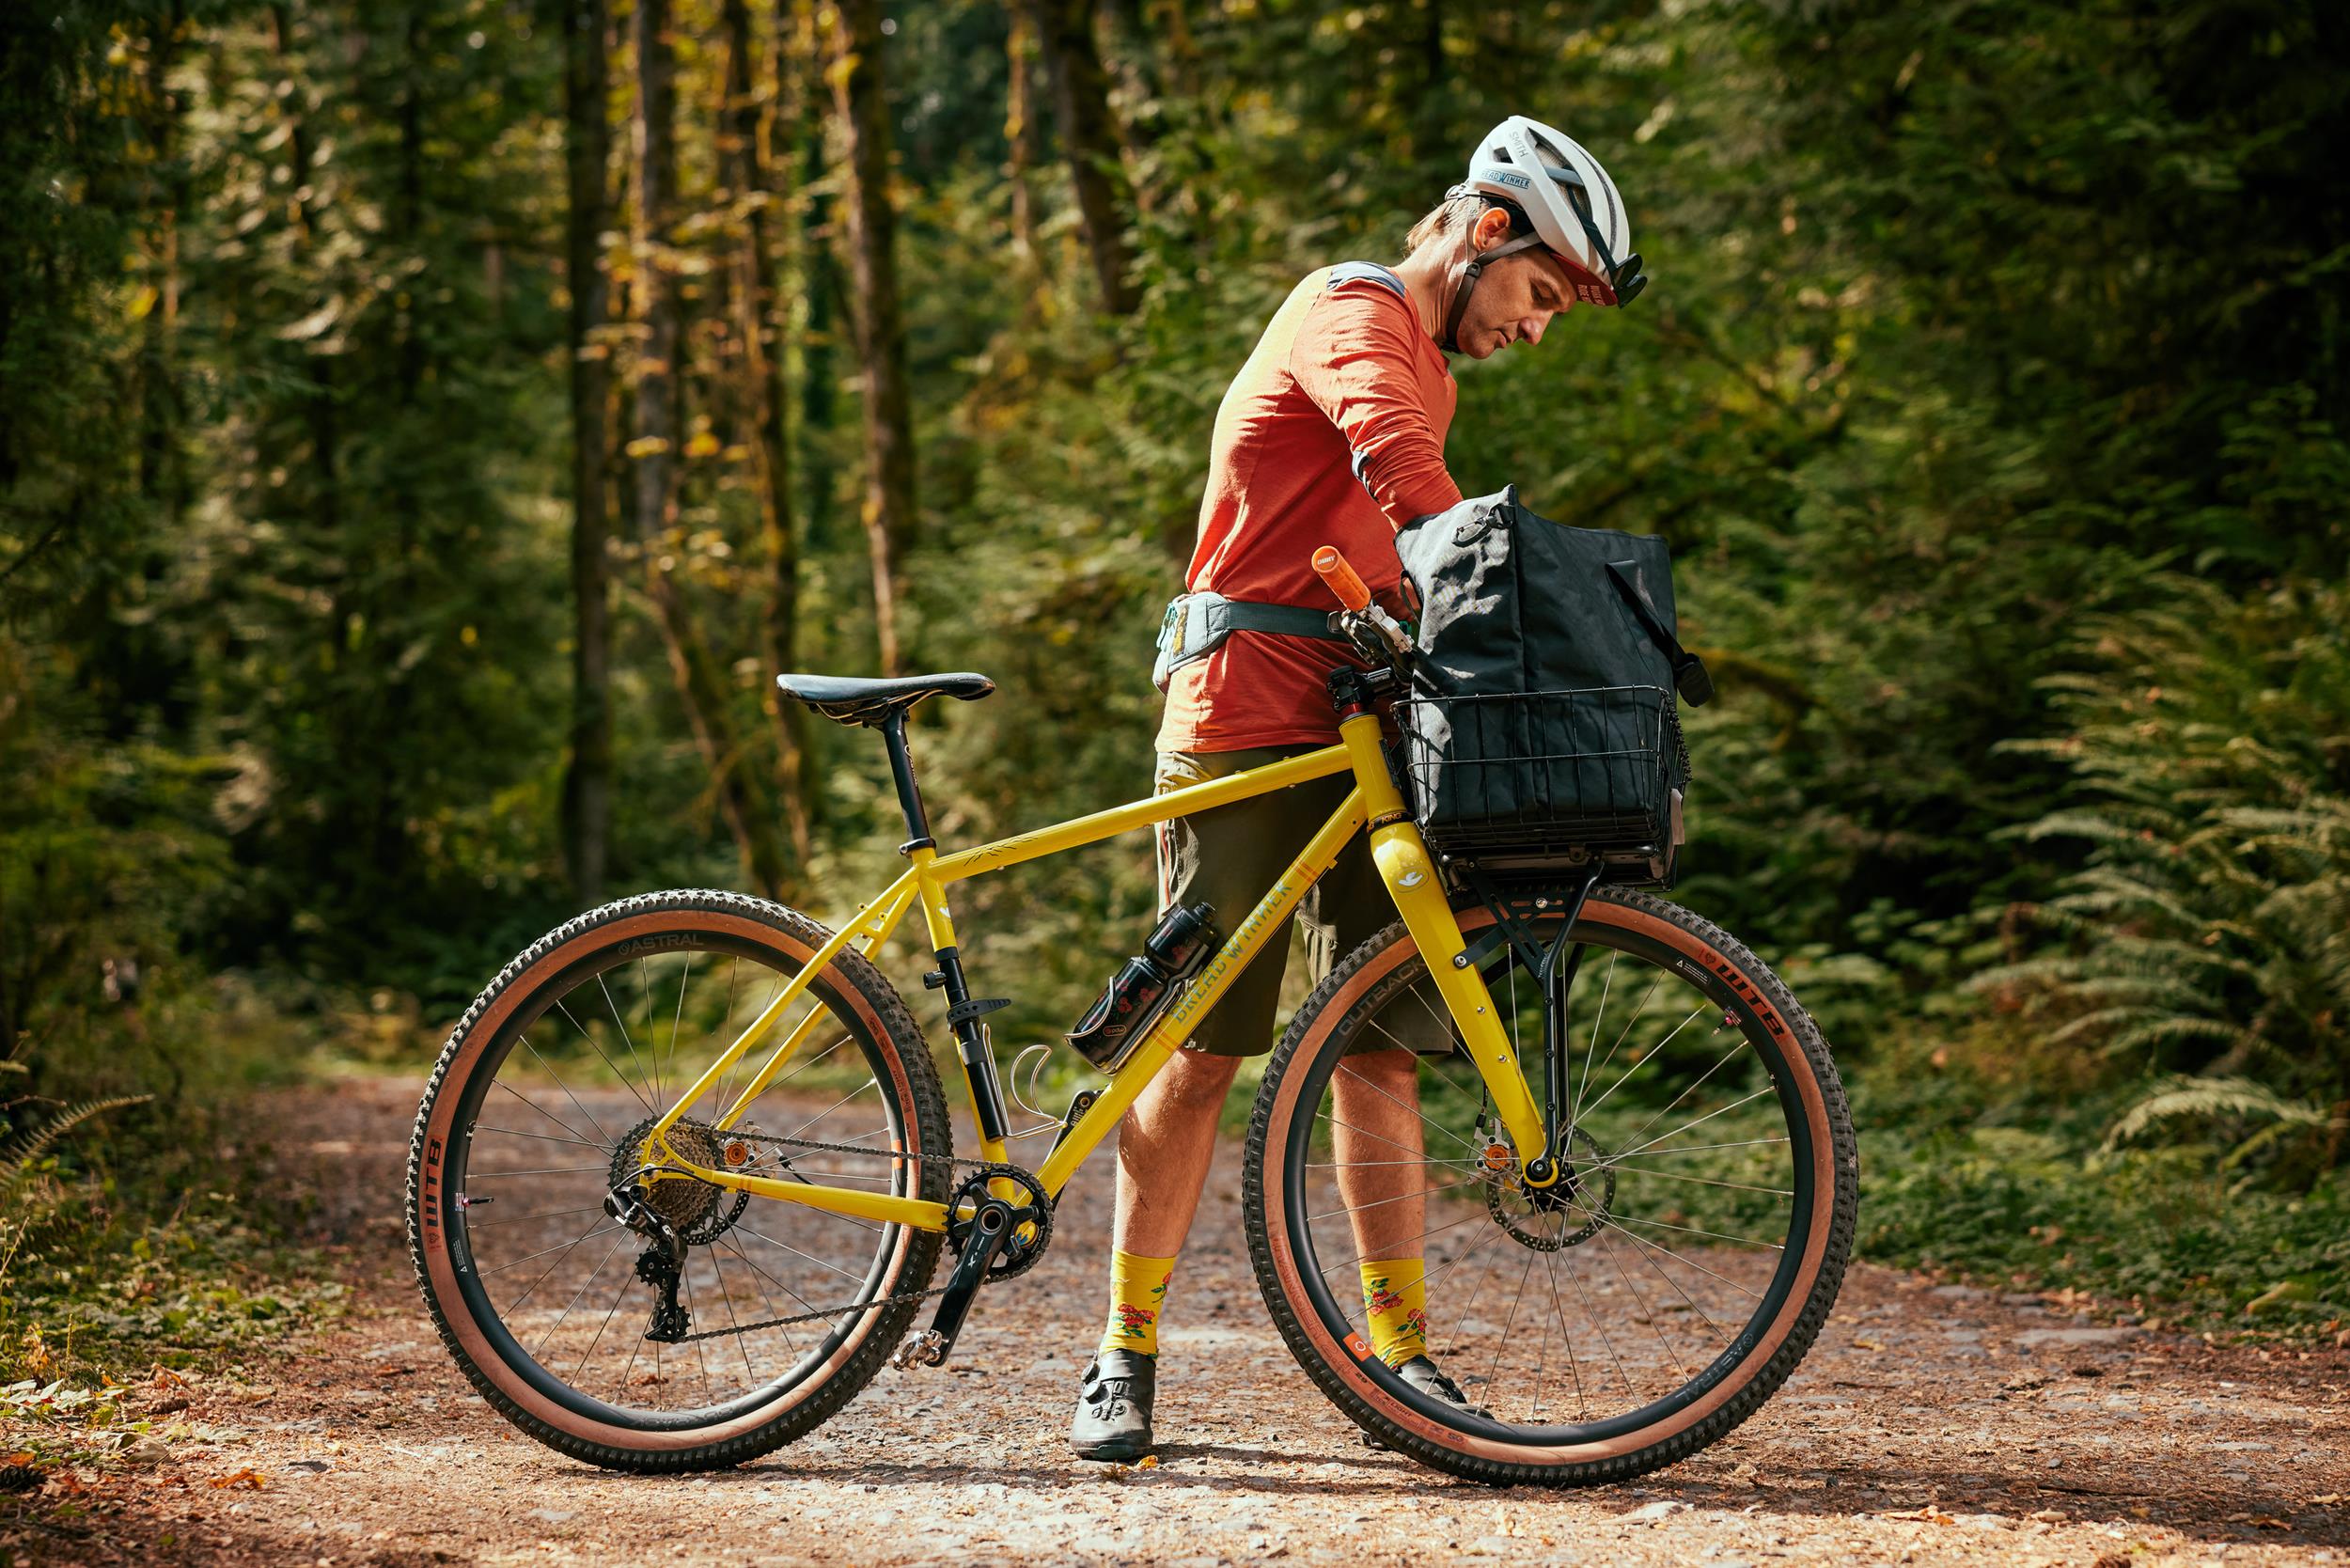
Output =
[{"x1": 1154, "y1": 746, "x2": 1451, "y2": 1058}]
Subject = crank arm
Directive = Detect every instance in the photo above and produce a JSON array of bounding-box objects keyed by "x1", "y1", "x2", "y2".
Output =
[{"x1": 891, "y1": 1195, "x2": 1016, "y2": 1370}]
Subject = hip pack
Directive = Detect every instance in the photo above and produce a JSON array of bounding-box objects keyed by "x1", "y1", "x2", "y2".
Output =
[{"x1": 1152, "y1": 591, "x2": 1349, "y2": 692}]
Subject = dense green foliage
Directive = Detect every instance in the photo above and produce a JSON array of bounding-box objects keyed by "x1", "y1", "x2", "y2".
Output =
[{"x1": 4, "y1": 0, "x2": 2346, "y2": 1341}]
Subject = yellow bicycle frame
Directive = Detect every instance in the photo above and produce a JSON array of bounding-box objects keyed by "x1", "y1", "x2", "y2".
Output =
[{"x1": 636, "y1": 711, "x2": 1549, "y2": 1232}]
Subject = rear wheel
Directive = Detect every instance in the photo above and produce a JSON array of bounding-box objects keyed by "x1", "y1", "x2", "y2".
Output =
[
  {"x1": 1244, "y1": 886, "x2": 1856, "y2": 1485},
  {"x1": 407, "y1": 890, "x2": 951, "y2": 1471}
]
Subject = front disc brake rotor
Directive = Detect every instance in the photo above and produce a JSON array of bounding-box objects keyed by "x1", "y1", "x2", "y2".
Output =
[{"x1": 1486, "y1": 1125, "x2": 1614, "y2": 1251}]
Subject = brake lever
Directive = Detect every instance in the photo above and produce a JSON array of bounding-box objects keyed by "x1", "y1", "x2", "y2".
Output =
[{"x1": 1327, "y1": 606, "x2": 1415, "y2": 666}]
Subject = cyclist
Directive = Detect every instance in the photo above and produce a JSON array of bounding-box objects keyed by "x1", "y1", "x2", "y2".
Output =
[{"x1": 1073, "y1": 115, "x2": 1647, "y2": 1460}]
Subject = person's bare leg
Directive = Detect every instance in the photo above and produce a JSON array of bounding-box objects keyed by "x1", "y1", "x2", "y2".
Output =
[
  {"x1": 1330, "y1": 1048, "x2": 1431, "y2": 1259},
  {"x1": 1112, "y1": 1047, "x2": 1244, "y2": 1257},
  {"x1": 1078, "y1": 1051, "x2": 1245, "y2": 1460}
]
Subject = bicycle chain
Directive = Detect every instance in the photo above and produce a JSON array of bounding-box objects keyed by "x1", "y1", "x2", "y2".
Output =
[{"x1": 642, "y1": 1128, "x2": 1035, "y2": 1346}]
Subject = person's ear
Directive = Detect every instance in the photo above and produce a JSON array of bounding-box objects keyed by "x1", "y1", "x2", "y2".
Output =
[{"x1": 1472, "y1": 204, "x2": 1515, "y2": 252}]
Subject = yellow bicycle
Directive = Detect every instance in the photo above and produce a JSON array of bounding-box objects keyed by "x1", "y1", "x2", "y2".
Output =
[{"x1": 408, "y1": 547, "x2": 1857, "y2": 1485}]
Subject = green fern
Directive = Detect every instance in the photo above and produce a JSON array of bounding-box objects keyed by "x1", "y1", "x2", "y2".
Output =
[
  {"x1": 2101, "y1": 1074, "x2": 2335, "y2": 1167},
  {"x1": 0, "y1": 1095, "x2": 151, "y2": 1207},
  {"x1": 1976, "y1": 575, "x2": 2350, "y2": 1167}
]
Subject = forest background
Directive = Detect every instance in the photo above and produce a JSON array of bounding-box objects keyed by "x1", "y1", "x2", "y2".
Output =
[{"x1": 3, "y1": 0, "x2": 2347, "y2": 1390}]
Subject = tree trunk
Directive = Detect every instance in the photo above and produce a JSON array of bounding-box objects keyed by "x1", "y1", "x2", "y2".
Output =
[
  {"x1": 1152, "y1": 0, "x2": 1199, "y2": 102},
  {"x1": 136, "y1": 1, "x2": 185, "y2": 522},
  {"x1": 560, "y1": 0, "x2": 615, "y2": 903},
  {"x1": 1005, "y1": 0, "x2": 1043, "y2": 261},
  {"x1": 722, "y1": 0, "x2": 813, "y2": 867},
  {"x1": 632, "y1": 0, "x2": 791, "y2": 899},
  {"x1": 1027, "y1": 0, "x2": 1140, "y2": 316},
  {"x1": 825, "y1": 0, "x2": 916, "y2": 676}
]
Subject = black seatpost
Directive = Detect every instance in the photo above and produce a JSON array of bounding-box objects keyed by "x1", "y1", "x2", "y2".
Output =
[
  {"x1": 878, "y1": 709, "x2": 1012, "y2": 1145},
  {"x1": 879, "y1": 711, "x2": 934, "y2": 855}
]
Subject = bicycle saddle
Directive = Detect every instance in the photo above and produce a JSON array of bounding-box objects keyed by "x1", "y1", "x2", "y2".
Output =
[{"x1": 775, "y1": 670, "x2": 995, "y2": 728}]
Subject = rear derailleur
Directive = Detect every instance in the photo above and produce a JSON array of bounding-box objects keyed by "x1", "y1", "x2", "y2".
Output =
[{"x1": 604, "y1": 1184, "x2": 693, "y2": 1343}]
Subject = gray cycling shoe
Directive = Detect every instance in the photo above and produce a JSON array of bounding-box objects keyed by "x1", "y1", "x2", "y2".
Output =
[
  {"x1": 1363, "y1": 1354, "x2": 1488, "y2": 1449},
  {"x1": 1071, "y1": 1350, "x2": 1157, "y2": 1461}
]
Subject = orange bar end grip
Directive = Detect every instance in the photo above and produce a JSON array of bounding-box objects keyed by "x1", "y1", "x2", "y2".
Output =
[{"x1": 1312, "y1": 545, "x2": 1372, "y2": 611}]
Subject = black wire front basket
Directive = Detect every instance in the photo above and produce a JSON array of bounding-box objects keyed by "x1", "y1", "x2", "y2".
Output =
[{"x1": 1394, "y1": 684, "x2": 1686, "y2": 886}]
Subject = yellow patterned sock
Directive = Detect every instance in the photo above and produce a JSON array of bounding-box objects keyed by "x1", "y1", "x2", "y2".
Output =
[
  {"x1": 1359, "y1": 1257, "x2": 1430, "y2": 1369},
  {"x1": 1098, "y1": 1250, "x2": 1177, "y2": 1359}
]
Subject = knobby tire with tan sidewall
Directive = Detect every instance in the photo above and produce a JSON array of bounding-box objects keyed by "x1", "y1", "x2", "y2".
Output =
[
  {"x1": 1243, "y1": 887, "x2": 1858, "y2": 1486},
  {"x1": 406, "y1": 890, "x2": 951, "y2": 1472}
]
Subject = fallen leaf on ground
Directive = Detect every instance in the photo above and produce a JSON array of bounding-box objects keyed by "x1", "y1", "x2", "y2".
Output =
[{"x1": 206, "y1": 1468, "x2": 266, "y2": 1490}]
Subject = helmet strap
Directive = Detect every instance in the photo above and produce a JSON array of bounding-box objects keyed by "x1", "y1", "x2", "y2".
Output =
[{"x1": 1438, "y1": 232, "x2": 1544, "y2": 354}]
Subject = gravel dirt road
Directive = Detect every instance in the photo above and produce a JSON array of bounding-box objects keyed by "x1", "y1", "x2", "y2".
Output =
[{"x1": 6, "y1": 1074, "x2": 2346, "y2": 1567}]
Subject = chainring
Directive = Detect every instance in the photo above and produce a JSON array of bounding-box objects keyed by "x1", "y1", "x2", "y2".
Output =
[{"x1": 948, "y1": 1164, "x2": 1053, "y2": 1281}]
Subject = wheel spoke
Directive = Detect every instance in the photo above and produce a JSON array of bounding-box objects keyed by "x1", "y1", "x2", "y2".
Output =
[
  {"x1": 479, "y1": 1225, "x2": 620, "y2": 1279},
  {"x1": 1558, "y1": 1237, "x2": 1637, "y2": 1403},
  {"x1": 597, "y1": 972, "x2": 656, "y2": 1109},
  {"x1": 492, "y1": 1077, "x2": 599, "y2": 1149},
  {"x1": 1574, "y1": 1002, "x2": 1714, "y2": 1125},
  {"x1": 1540, "y1": 1248, "x2": 1590, "y2": 1421},
  {"x1": 464, "y1": 1203, "x2": 606, "y2": 1230},
  {"x1": 472, "y1": 1124, "x2": 606, "y2": 1149},
  {"x1": 1597, "y1": 1226, "x2": 1691, "y2": 1381},
  {"x1": 1605, "y1": 1085, "x2": 1782, "y2": 1168},
  {"x1": 1308, "y1": 1174, "x2": 1480, "y2": 1223},
  {"x1": 1335, "y1": 1060, "x2": 1480, "y2": 1153},
  {"x1": 1603, "y1": 1166, "x2": 1792, "y2": 1198},
  {"x1": 1480, "y1": 1247, "x2": 1541, "y2": 1406},
  {"x1": 732, "y1": 1223, "x2": 878, "y2": 1287},
  {"x1": 1602, "y1": 1218, "x2": 1769, "y2": 1299},
  {"x1": 1574, "y1": 964, "x2": 1666, "y2": 1126},
  {"x1": 1316, "y1": 1205, "x2": 1495, "y2": 1281},
  {"x1": 536, "y1": 1231, "x2": 630, "y2": 1359},
  {"x1": 516, "y1": 1034, "x2": 618, "y2": 1147},
  {"x1": 1606, "y1": 1208, "x2": 1785, "y2": 1253},
  {"x1": 1314, "y1": 1107, "x2": 1480, "y2": 1170},
  {"x1": 708, "y1": 1247, "x2": 760, "y2": 1386},
  {"x1": 1573, "y1": 949, "x2": 1617, "y2": 1124},
  {"x1": 552, "y1": 997, "x2": 657, "y2": 1116}
]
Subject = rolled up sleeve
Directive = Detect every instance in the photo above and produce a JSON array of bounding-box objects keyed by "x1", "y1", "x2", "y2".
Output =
[{"x1": 1290, "y1": 284, "x2": 1464, "y2": 528}]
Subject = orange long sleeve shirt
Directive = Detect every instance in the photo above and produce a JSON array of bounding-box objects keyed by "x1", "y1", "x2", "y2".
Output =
[{"x1": 1154, "y1": 264, "x2": 1462, "y2": 753}]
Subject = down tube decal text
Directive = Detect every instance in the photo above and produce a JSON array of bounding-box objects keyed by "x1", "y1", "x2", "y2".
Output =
[{"x1": 1161, "y1": 859, "x2": 1310, "y2": 1032}]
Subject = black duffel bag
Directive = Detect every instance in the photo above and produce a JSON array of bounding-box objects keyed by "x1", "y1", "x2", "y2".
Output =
[{"x1": 1392, "y1": 485, "x2": 1712, "y2": 884}]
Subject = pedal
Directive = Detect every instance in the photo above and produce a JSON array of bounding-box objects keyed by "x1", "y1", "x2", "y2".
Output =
[{"x1": 890, "y1": 1328, "x2": 948, "y2": 1371}]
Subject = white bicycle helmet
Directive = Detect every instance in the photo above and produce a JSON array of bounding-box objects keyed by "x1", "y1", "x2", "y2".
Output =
[{"x1": 1438, "y1": 114, "x2": 1645, "y2": 351}]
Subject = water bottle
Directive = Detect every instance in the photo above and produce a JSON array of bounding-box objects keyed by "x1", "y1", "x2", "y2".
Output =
[{"x1": 1066, "y1": 903, "x2": 1218, "y2": 1070}]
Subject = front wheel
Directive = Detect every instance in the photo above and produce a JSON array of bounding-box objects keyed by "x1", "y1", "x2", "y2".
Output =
[{"x1": 1243, "y1": 886, "x2": 1857, "y2": 1486}]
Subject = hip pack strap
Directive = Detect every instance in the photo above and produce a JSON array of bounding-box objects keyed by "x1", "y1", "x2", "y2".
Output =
[{"x1": 1152, "y1": 591, "x2": 1348, "y2": 692}]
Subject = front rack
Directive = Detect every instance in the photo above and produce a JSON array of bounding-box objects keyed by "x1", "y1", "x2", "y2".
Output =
[{"x1": 1394, "y1": 684, "x2": 1684, "y2": 885}]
